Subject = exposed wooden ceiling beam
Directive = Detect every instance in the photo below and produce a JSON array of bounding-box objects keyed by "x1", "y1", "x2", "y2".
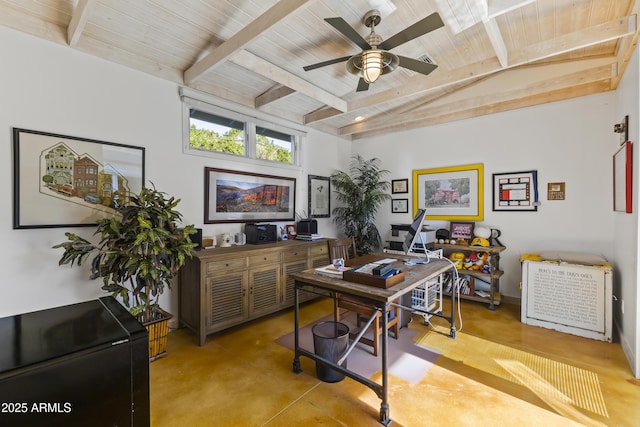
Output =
[
  {"x1": 404, "y1": 63, "x2": 615, "y2": 119},
  {"x1": 487, "y1": 0, "x2": 536, "y2": 19},
  {"x1": 0, "y1": 4, "x2": 66, "y2": 44},
  {"x1": 611, "y1": 7, "x2": 640, "y2": 88},
  {"x1": 346, "y1": 61, "x2": 616, "y2": 137},
  {"x1": 510, "y1": 15, "x2": 637, "y2": 64},
  {"x1": 353, "y1": 80, "x2": 610, "y2": 140},
  {"x1": 230, "y1": 50, "x2": 347, "y2": 112},
  {"x1": 348, "y1": 15, "x2": 635, "y2": 114},
  {"x1": 339, "y1": 78, "x2": 487, "y2": 136},
  {"x1": 67, "y1": 0, "x2": 94, "y2": 47},
  {"x1": 434, "y1": 0, "x2": 535, "y2": 33},
  {"x1": 76, "y1": 35, "x2": 184, "y2": 83},
  {"x1": 255, "y1": 84, "x2": 296, "y2": 108},
  {"x1": 483, "y1": 18, "x2": 508, "y2": 67},
  {"x1": 184, "y1": 0, "x2": 310, "y2": 84},
  {"x1": 304, "y1": 106, "x2": 342, "y2": 124}
]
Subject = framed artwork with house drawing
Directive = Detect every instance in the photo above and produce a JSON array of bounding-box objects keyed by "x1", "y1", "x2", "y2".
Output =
[{"x1": 12, "y1": 128, "x2": 145, "y2": 229}]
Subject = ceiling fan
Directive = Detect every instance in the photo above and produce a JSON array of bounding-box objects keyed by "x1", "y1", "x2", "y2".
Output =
[{"x1": 303, "y1": 10, "x2": 445, "y2": 92}]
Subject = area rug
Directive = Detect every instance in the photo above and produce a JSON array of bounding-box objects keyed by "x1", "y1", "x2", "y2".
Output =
[{"x1": 275, "y1": 313, "x2": 440, "y2": 384}]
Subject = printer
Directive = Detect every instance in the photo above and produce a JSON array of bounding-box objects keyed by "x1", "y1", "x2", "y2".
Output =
[{"x1": 386, "y1": 223, "x2": 435, "y2": 252}]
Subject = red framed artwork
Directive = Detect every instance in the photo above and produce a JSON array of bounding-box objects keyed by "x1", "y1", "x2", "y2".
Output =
[{"x1": 613, "y1": 141, "x2": 632, "y2": 213}]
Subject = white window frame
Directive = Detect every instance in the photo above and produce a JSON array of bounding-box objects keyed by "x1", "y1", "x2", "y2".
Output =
[{"x1": 181, "y1": 89, "x2": 304, "y2": 169}]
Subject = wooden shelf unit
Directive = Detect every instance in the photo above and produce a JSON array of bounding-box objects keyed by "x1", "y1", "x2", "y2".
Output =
[
  {"x1": 434, "y1": 243, "x2": 506, "y2": 309},
  {"x1": 179, "y1": 239, "x2": 328, "y2": 345}
]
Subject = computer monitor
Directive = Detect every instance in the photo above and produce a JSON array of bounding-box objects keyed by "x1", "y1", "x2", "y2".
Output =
[{"x1": 402, "y1": 209, "x2": 429, "y2": 264}]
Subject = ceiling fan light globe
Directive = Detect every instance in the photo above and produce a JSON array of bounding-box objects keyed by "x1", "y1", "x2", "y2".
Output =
[
  {"x1": 362, "y1": 50, "x2": 383, "y2": 83},
  {"x1": 346, "y1": 51, "x2": 399, "y2": 85}
]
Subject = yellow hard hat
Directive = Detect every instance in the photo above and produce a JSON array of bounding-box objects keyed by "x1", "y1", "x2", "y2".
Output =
[{"x1": 471, "y1": 237, "x2": 490, "y2": 247}]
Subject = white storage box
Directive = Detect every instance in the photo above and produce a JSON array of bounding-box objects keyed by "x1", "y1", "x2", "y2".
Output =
[{"x1": 521, "y1": 252, "x2": 612, "y2": 342}]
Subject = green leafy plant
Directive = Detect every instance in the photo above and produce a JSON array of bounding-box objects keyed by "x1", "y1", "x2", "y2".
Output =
[
  {"x1": 330, "y1": 155, "x2": 390, "y2": 255},
  {"x1": 53, "y1": 184, "x2": 197, "y2": 321}
]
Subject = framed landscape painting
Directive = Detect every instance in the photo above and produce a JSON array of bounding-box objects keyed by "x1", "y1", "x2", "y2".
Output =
[{"x1": 205, "y1": 167, "x2": 296, "y2": 223}]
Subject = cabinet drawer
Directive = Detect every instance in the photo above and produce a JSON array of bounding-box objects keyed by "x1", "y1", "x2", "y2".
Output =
[
  {"x1": 248, "y1": 251, "x2": 280, "y2": 267},
  {"x1": 206, "y1": 257, "x2": 247, "y2": 273},
  {"x1": 309, "y1": 243, "x2": 328, "y2": 258},
  {"x1": 283, "y1": 247, "x2": 307, "y2": 262}
]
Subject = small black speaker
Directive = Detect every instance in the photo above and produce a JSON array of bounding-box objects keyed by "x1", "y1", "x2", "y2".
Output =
[
  {"x1": 191, "y1": 228, "x2": 203, "y2": 250},
  {"x1": 245, "y1": 224, "x2": 277, "y2": 244},
  {"x1": 296, "y1": 219, "x2": 318, "y2": 234}
]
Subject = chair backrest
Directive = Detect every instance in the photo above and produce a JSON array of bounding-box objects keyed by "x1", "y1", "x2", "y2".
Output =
[{"x1": 327, "y1": 237, "x2": 357, "y2": 263}]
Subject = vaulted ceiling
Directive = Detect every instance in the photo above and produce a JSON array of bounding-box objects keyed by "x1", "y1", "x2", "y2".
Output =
[{"x1": 1, "y1": 0, "x2": 638, "y2": 140}]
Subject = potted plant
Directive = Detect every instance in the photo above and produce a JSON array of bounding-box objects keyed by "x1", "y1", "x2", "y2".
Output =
[
  {"x1": 53, "y1": 184, "x2": 197, "y2": 361},
  {"x1": 330, "y1": 155, "x2": 390, "y2": 255}
]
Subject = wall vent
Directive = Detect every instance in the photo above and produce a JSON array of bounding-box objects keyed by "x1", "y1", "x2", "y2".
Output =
[
  {"x1": 400, "y1": 53, "x2": 435, "y2": 77},
  {"x1": 417, "y1": 54, "x2": 434, "y2": 64}
]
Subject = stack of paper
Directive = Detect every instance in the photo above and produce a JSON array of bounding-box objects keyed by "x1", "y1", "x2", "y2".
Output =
[
  {"x1": 296, "y1": 234, "x2": 323, "y2": 241},
  {"x1": 314, "y1": 264, "x2": 348, "y2": 277}
]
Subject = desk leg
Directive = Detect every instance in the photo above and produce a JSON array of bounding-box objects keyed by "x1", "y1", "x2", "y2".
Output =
[
  {"x1": 379, "y1": 302, "x2": 390, "y2": 426},
  {"x1": 292, "y1": 284, "x2": 302, "y2": 374}
]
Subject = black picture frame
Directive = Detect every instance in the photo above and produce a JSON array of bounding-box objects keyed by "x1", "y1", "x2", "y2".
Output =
[
  {"x1": 204, "y1": 167, "x2": 296, "y2": 223},
  {"x1": 12, "y1": 128, "x2": 145, "y2": 229},
  {"x1": 391, "y1": 198, "x2": 409, "y2": 213},
  {"x1": 308, "y1": 175, "x2": 330, "y2": 218},
  {"x1": 449, "y1": 221, "x2": 475, "y2": 241},
  {"x1": 492, "y1": 170, "x2": 538, "y2": 211},
  {"x1": 391, "y1": 178, "x2": 409, "y2": 194}
]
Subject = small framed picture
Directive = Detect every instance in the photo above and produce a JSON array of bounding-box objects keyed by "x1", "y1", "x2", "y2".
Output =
[
  {"x1": 285, "y1": 223, "x2": 297, "y2": 239},
  {"x1": 308, "y1": 175, "x2": 330, "y2": 218},
  {"x1": 449, "y1": 221, "x2": 475, "y2": 241},
  {"x1": 392, "y1": 179, "x2": 409, "y2": 194},
  {"x1": 391, "y1": 199, "x2": 409, "y2": 213},
  {"x1": 547, "y1": 182, "x2": 565, "y2": 200}
]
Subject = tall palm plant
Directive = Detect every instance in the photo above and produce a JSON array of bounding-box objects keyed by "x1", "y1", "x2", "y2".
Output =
[{"x1": 331, "y1": 155, "x2": 390, "y2": 255}]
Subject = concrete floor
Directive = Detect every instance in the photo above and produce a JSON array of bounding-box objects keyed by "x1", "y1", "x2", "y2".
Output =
[{"x1": 149, "y1": 298, "x2": 639, "y2": 426}]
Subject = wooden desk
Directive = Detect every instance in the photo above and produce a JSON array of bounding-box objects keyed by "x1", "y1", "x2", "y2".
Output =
[{"x1": 290, "y1": 254, "x2": 455, "y2": 426}]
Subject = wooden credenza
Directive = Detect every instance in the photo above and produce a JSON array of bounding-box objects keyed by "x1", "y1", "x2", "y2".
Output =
[{"x1": 179, "y1": 239, "x2": 328, "y2": 345}]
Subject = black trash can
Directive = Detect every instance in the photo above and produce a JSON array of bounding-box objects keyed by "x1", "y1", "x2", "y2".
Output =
[{"x1": 311, "y1": 321, "x2": 349, "y2": 383}]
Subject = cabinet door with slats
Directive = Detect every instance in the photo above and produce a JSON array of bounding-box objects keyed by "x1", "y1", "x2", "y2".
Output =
[
  {"x1": 249, "y1": 264, "x2": 280, "y2": 318},
  {"x1": 283, "y1": 260, "x2": 312, "y2": 306},
  {"x1": 206, "y1": 270, "x2": 247, "y2": 333}
]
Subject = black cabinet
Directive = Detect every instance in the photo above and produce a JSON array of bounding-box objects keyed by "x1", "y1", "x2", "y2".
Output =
[{"x1": 0, "y1": 297, "x2": 149, "y2": 427}]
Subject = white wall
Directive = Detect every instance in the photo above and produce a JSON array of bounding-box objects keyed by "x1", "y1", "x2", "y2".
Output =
[
  {"x1": 1, "y1": 23, "x2": 637, "y2": 376},
  {"x1": 353, "y1": 92, "x2": 616, "y2": 302},
  {"x1": 614, "y1": 45, "x2": 639, "y2": 376},
  {"x1": 0, "y1": 26, "x2": 345, "y2": 318}
]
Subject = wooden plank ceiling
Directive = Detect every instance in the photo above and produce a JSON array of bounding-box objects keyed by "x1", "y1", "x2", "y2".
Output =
[{"x1": 0, "y1": 0, "x2": 637, "y2": 140}]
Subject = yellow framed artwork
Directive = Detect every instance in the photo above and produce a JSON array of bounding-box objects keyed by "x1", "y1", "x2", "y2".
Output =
[{"x1": 412, "y1": 163, "x2": 484, "y2": 221}]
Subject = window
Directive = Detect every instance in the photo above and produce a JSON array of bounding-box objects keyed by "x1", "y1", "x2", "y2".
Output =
[
  {"x1": 255, "y1": 126, "x2": 294, "y2": 163},
  {"x1": 189, "y1": 110, "x2": 245, "y2": 156},
  {"x1": 182, "y1": 94, "x2": 302, "y2": 167}
]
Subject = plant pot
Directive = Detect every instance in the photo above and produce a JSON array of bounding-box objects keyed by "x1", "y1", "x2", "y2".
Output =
[{"x1": 142, "y1": 308, "x2": 173, "y2": 362}]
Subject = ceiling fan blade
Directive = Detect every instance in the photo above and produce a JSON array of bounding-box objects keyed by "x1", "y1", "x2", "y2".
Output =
[
  {"x1": 325, "y1": 17, "x2": 371, "y2": 50},
  {"x1": 356, "y1": 78, "x2": 369, "y2": 92},
  {"x1": 378, "y1": 12, "x2": 444, "y2": 51},
  {"x1": 303, "y1": 55, "x2": 352, "y2": 71},
  {"x1": 397, "y1": 56, "x2": 438, "y2": 76}
]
